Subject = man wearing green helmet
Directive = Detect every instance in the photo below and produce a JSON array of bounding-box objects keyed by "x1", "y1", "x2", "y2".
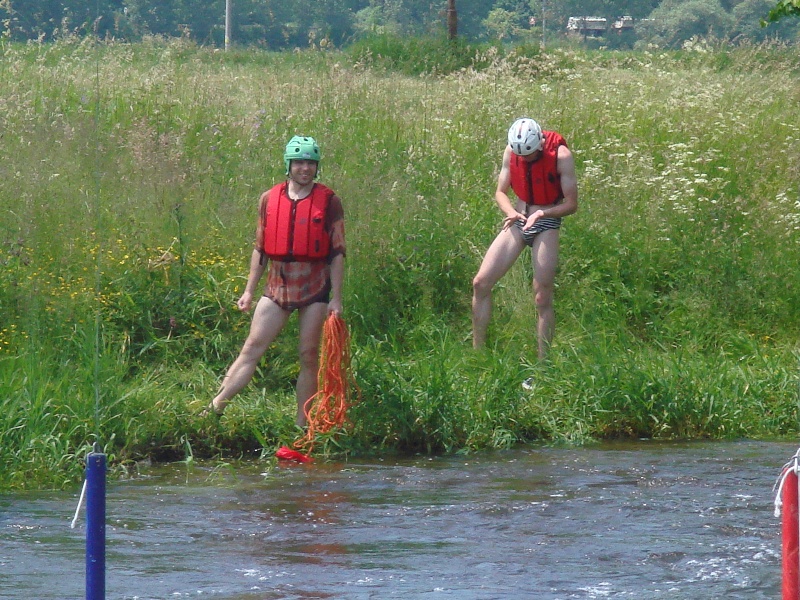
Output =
[{"x1": 207, "y1": 135, "x2": 346, "y2": 427}]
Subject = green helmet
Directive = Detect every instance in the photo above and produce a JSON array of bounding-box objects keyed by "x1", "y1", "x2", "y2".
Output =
[{"x1": 284, "y1": 135, "x2": 321, "y2": 175}]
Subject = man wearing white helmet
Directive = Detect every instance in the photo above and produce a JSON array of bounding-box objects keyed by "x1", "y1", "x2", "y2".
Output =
[{"x1": 472, "y1": 118, "x2": 578, "y2": 359}]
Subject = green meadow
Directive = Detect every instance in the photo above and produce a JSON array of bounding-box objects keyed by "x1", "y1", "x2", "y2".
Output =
[{"x1": 1, "y1": 36, "x2": 799, "y2": 489}]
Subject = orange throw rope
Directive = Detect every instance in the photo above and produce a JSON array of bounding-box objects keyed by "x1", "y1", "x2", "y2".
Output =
[{"x1": 278, "y1": 313, "x2": 358, "y2": 461}]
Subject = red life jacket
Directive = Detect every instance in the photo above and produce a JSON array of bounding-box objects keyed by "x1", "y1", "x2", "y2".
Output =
[
  {"x1": 262, "y1": 182, "x2": 333, "y2": 261},
  {"x1": 509, "y1": 131, "x2": 567, "y2": 205}
]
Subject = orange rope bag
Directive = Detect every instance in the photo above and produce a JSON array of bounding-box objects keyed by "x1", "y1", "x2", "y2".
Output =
[{"x1": 275, "y1": 313, "x2": 358, "y2": 462}]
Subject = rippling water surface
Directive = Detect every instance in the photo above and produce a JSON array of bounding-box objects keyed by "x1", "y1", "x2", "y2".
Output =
[{"x1": 0, "y1": 440, "x2": 792, "y2": 599}]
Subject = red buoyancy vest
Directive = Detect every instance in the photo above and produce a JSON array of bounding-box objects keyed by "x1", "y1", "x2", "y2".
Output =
[
  {"x1": 509, "y1": 131, "x2": 567, "y2": 205},
  {"x1": 262, "y1": 182, "x2": 333, "y2": 261}
]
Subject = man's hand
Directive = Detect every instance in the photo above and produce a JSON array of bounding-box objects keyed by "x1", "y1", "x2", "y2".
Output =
[
  {"x1": 237, "y1": 291, "x2": 255, "y2": 312},
  {"x1": 523, "y1": 209, "x2": 545, "y2": 230},
  {"x1": 328, "y1": 298, "x2": 343, "y2": 316},
  {"x1": 502, "y1": 212, "x2": 526, "y2": 230}
]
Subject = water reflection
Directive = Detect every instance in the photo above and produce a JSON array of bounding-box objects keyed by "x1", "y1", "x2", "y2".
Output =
[{"x1": 0, "y1": 440, "x2": 790, "y2": 599}]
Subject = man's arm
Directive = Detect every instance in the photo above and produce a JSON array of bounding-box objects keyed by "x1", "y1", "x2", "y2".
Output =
[
  {"x1": 327, "y1": 195, "x2": 346, "y2": 315},
  {"x1": 237, "y1": 248, "x2": 267, "y2": 312},
  {"x1": 553, "y1": 145, "x2": 578, "y2": 217},
  {"x1": 495, "y1": 146, "x2": 526, "y2": 229},
  {"x1": 328, "y1": 253, "x2": 344, "y2": 315},
  {"x1": 238, "y1": 193, "x2": 269, "y2": 312}
]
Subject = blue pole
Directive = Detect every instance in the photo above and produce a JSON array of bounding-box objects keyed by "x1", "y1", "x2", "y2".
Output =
[{"x1": 85, "y1": 451, "x2": 106, "y2": 600}]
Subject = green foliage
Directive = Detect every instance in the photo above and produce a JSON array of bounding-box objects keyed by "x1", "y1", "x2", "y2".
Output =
[
  {"x1": 1, "y1": 39, "x2": 800, "y2": 489},
  {"x1": 766, "y1": 0, "x2": 800, "y2": 22},
  {"x1": 347, "y1": 32, "x2": 499, "y2": 75},
  {"x1": 349, "y1": 328, "x2": 527, "y2": 453},
  {"x1": 521, "y1": 334, "x2": 798, "y2": 440},
  {"x1": 483, "y1": 8, "x2": 527, "y2": 41},
  {"x1": 737, "y1": 0, "x2": 800, "y2": 40},
  {"x1": 636, "y1": 0, "x2": 736, "y2": 48},
  {"x1": 554, "y1": 0, "x2": 662, "y2": 21},
  {"x1": 3, "y1": 1, "x2": 800, "y2": 48}
]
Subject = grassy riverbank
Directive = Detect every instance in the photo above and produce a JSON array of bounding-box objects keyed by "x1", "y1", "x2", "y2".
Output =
[{"x1": 1, "y1": 37, "x2": 799, "y2": 489}]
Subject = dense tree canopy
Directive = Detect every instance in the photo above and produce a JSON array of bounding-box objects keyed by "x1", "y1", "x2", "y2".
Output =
[
  {"x1": 766, "y1": 0, "x2": 800, "y2": 21},
  {"x1": 637, "y1": 0, "x2": 736, "y2": 47},
  {"x1": 0, "y1": 0, "x2": 797, "y2": 47}
]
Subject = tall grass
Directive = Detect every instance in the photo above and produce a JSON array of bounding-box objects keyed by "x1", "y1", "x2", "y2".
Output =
[{"x1": 1, "y1": 36, "x2": 799, "y2": 489}]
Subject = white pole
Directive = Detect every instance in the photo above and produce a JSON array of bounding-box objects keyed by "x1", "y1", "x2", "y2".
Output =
[
  {"x1": 541, "y1": 0, "x2": 546, "y2": 49},
  {"x1": 225, "y1": 0, "x2": 232, "y2": 50}
]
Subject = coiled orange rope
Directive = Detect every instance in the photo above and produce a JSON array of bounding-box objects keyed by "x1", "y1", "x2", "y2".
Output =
[{"x1": 285, "y1": 313, "x2": 358, "y2": 459}]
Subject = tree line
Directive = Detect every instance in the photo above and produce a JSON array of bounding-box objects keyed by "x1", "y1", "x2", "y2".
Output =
[{"x1": 0, "y1": 0, "x2": 798, "y2": 50}]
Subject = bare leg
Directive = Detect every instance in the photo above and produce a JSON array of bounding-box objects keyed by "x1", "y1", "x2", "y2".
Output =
[
  {"x1": 531, "y1": 228, "x2": 560, "y2": 360},
  {"x1": 472, "y1": 227, "x2": 526, "y2": 348},
  {"x1": 295, "y1": 302, "x2": 328, "y2": 427},
  {"x1": 211, "y1": 297, "x2": 290, "y2": 413}
]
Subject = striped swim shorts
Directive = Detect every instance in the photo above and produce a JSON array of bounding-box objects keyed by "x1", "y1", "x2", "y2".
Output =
[{"x1": 515, "y1": 216, "x2": 562, "y2": 247}]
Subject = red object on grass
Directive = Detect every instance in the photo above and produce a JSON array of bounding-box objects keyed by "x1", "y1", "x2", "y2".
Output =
[
  {"x1": 275, "y1": 446, "x2": 311, "y2": 463},
  {"x1": 783, "y1": 467, "x2": 799, "y2": 600},
  {"x1": 294, "y1": 314, "x2": 359, "y2": 456}
]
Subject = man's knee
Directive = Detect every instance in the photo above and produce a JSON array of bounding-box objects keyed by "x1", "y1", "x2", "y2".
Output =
[
  {"x1": 473, "y1": 272, "x2": 493, "y2": 297},
  {"x1": 298, "y1": 344, "x2": 320, "y2": 368},
  {"x1": 534, "y1": 286, "x2": 554, "y2": 311},
  {"x1": 240, "y1": 337, "x2": 266, "y2": 360}
]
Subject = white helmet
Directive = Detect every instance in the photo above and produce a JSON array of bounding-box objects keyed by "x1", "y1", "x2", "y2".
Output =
[{"x1": 507, "y1": 117, "x2": 544, "y2": 156}]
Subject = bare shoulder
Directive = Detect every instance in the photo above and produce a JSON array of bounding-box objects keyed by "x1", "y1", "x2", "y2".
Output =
[
  {"x1": 328, "y1": 193, "x2": 345, "y2": 221},
  {"x1": 496, "y1": 146, "x2": 513, "y2": 191},
  {"x1": 557, "y1": 145, "x2": 576, "y2": 173},
  {"x1": 498, "y1": 145, "x2": 513, "y2": 175},
  {"x1": 557, "y1": 144, "x2": 574, "y2": 160},
  {"x1": 501, "y1": 145, "x2": 513, "y2": 165}
]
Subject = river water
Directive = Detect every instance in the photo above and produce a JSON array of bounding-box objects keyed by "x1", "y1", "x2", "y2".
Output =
[{"x1": 0, "y1": 440, "x2": 794, "y2": 599}]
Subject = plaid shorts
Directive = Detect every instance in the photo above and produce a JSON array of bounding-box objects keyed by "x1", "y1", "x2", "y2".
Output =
[
  {"x1": 264, "y1": 259, "x2": 332, "y2": 310},
  {"x1": 515, "y1": 216, "x2": 561, "y2": 247}
]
